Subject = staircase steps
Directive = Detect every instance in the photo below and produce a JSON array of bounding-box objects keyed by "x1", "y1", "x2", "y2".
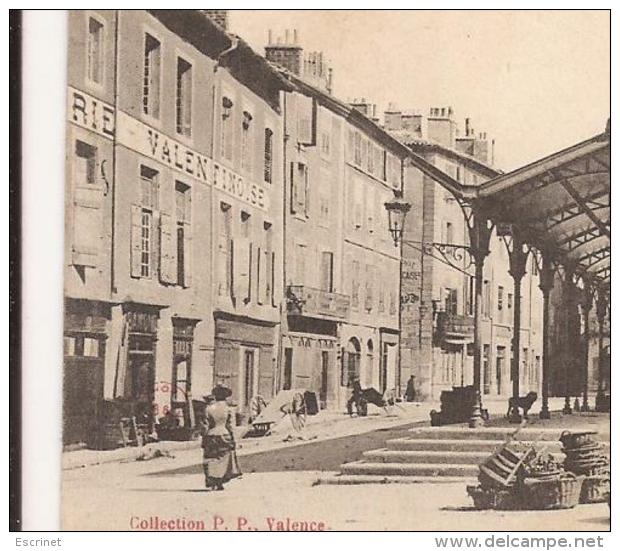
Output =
[
  {"x1": 406, "y1": 427, "x2": 565, "y2": 441},
  {"x1": 316, "y1": 425, "x2": 610, "y2": 486},
  {"x1": 340, "y1": 460, "x2": 479, "y2": 478},
  {"x1": 386, "y1": 437, "x2": 563, "y2": 452}
]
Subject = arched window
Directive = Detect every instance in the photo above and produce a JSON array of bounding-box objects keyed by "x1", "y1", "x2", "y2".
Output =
[{"x1": 342, "y1": 337, "x2": 361, "y2": 387}]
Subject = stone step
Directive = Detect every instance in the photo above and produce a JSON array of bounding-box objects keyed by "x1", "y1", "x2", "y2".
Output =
[
  {"x1": 340, "y1": 460, "x2": 479, "y2": 478},
  {"x1": 363, "y1": 449, "x2": 493, "y2": 464},
  {"x1": 316, "y1": 474, "x2": 477, "y2": 486},
  {"x1": 407, "y1": 427, "x2": 568, "y2": 441},
  {"x1": 386, "y1": 437, "x2": 565, "y2": 452},
  {"x1": 363, "y1": 448, "x2": 568, "y2": 464}
]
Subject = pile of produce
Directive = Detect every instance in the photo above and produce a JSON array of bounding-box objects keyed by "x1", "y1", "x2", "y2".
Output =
[{"x1": 560, "y1": 430, "x2": 609, "y2": 504}]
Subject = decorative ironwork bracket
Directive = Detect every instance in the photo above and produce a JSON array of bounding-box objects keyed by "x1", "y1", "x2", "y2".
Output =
[{"x1": 422, "y1": 242, "x2": 475, "y2": 272}]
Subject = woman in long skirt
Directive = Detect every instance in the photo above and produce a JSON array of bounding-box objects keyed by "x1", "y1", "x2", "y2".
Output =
[{"x1": 201, "y1": 385, "x2": 241, "y2": 491}]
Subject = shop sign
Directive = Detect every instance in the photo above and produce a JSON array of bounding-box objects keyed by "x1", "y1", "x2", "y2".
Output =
[
  {"x1": 68, "y1": 87, "x2": 269, "y2": 211},
  {"x1": 67, "y1": 86, "x2": 115, "y2": 140}
]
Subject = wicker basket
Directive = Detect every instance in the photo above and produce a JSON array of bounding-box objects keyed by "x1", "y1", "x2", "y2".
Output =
[
  {"x1": 467, "y1": 485, "x2": 521, "y2": 511},
  {"x1": 580, "y1": 474, "x2": 610, "y2": 504},
  {"x1": 521, "y1": 473, "x2": 584, "y2": 510}
]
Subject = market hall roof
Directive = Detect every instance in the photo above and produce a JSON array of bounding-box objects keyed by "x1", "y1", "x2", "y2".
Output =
[{"x1": 476, "y1": 124, "x2": 610, "y2": 285}]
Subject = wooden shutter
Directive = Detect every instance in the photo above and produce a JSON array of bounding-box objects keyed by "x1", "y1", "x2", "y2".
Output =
[
  {"x1": 147, "y1": 209, "x2": 158, "y2": 280},
  {"x1": 290, "y1": 162, "x2": 297, "y2": 214},
  {"x1": 256, "y1": 246, "x2": 264, "y2": 304},
  {"x1": 303, "y1": 165, "x2": 310, "y2": 217},
  {"x1": 270, "y1": 251, "x2": 276, "y2": 306},
  {"x1": 72, "y1": 144, "x2": 103, "y2": 267},
  {"x1": 72, "y1": 186, "x2": 103, "y2": 267},
  {"x1": 183, "y1": 222, "x2": 192, "y2": 288},
  {"x1": 130, "y1": 205, "x2": 143, "y2": 277},
  {"x1": 159, "y1": 213, "x2": 175, "y2": 283},
  {"x1": 297, "y1": 94, "x2": 314, "y2": 145},
  {"x1": 264, "y1": 249, "x2": 272, "y2": 305},
  {"x1": 159, "y1": 184, "x2": 176, "y2": 284},
  {"x1": 321, "y1": 251, "x2": 333, "y2": 292},
  {"x1": 232, "y1": 237, "x2": 250, "y2": 301}
]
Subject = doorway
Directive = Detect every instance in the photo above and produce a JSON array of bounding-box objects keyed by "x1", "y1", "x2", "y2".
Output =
[
  {"x1": 319, "y1": 350, "x2": 329, "y2": 408},
  {"x1": 496, "y1": 346, "x2": 506, "y2": 395},
  {"x1": 241, "y1": 347, "x2": 258, "y2": 409},
  {"x1": 283, "y1": 347, "x2": 293, "y2": 391}
]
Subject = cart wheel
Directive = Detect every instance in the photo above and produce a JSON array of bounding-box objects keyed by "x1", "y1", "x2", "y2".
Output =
[
  {"x1": 249, "y1": 395, "x2": 267, "y2": 423},
  {"x1": 290, "y1": 392, "x2": 307, "y2": 432},
  {"x1": 383, "y1": 388, "x2": 396, "y2": 407}
]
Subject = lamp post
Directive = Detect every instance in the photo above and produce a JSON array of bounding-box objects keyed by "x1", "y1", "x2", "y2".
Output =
[
  {"x1": 384, "y1": 190, "x2": 411, "y2": 398},
  {"x1": 384, "y1": 190, "x2": 411, "y2": 247}
]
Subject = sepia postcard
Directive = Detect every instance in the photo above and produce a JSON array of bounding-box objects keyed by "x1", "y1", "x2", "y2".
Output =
[{"x1": 51, "y1": 9, "x2": 611, "y2": 532}]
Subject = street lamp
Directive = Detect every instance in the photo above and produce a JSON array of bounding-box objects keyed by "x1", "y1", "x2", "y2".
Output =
[{"x1": 384, "y1": 190, "x2": 411, "y2": 247}]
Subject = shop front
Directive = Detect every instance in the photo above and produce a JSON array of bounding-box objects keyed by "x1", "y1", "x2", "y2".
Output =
[
  {"x1": 213, "y1": 313, "x2": 278, "y2": 421},
  {"x1": 63, "y1": 299, "x2": 111, "y2": 446},
  {"x1": 282, "y1": 321, "x2": 338, "y2": 409}
]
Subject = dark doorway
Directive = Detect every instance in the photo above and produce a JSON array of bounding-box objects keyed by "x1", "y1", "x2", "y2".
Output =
[{"x1": 283, "y1": 347, "x2": 293, "y2": 390}]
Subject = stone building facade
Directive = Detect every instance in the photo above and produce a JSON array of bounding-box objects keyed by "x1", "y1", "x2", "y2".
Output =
[
  {"x1": 64, "y1": 10, "x2": 289, "y2": 444},
  {"x1": 264, "y1": 33, "x2": 407, "y2": 410},
  {"x1": 385, "y1": 106, "x2": 544, "y2": 401}
]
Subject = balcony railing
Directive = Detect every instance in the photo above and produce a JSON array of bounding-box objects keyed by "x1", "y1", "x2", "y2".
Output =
[
  {"x1": 436, "y1": 312, "x2": 475, "y2": 340},
  {"x1": 286, "y1": 285, "x2": 351, "y2": 321}
]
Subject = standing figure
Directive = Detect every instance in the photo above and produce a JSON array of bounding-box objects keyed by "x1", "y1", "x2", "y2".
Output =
[
  {"x1": 201, "y1": 385, "x2": 241, "y2": 491},
  {"x1": 404, "y1": 375, "x2": 417, "y2": 402}
]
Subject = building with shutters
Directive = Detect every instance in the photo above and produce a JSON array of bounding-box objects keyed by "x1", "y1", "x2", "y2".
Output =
[
  {"x1": 264, "y1": 33, "x2": 409, "y2": 409},
  {"x1": 384, "y1": 106, "x2": 544, "y2": 401},
  {"x1": 64, "y1": 10, "x2": 290, "y2": 444}
]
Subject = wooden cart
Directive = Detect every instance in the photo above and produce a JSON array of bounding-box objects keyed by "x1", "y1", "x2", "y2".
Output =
[{"x1": 244, "y1": 389, "x2": 308, "y2": 437}]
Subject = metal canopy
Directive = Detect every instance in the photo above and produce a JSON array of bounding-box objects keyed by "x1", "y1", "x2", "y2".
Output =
[{"x1": 475, "y1": 127, "x2": 610, "y2": 285}]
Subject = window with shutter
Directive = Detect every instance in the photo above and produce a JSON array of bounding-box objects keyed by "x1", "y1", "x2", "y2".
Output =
[
  {"x1": 159, "y1": 212, "x2": 176, "y2": 284},
  {"x1": 221, "y1": 96, "x2": 233, "y2": 161},
  {"x1": 297, "y1": 94, "x2": 314, "y2": 145},
  {"x1": 72, "y1": 140, "x2": 103, "y2": 267},
  {"x1": 232, "y1": 237, "x2": 251, "y2": 302},
  {"x1": 241, "y1": 111, "x2": 253, "y2": 174},
  {"x1": 174, "y1": 181, "x2": 191, "y2": 287},
  {"x1": 87, "y1": 17, "x2": 104, "y2": 85},
  {"x1": 365, "y1": 264, "x2": 374, "y2": 311},
  {"x1": 130, "y1": 204, "x2": 143, "y2": 278},
  {"x1": 133, "y1": 166, "x2": 159, "y2": 279},
  {"x1": 263, "y1": 128, "x2": 273, "y2": 184},
  {"x1": 291, "y1": 162, "x2": 308, "y2": 215},
  {"x1": 176, "y1": 57, "x2": 192, "y2": 137},
  {"x1": 143, "y1": 33, "x2": 160, "y2": 118},
  {"x1": 320, "y1": 251, "x2": 334, "y2": 293},
  {"x1": 217, "y1": 203, "x2": 232, "y2": 297}
]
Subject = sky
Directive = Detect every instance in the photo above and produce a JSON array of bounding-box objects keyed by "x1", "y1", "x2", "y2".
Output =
[{"x1": 229, "y1": 10, "x2": 610, "y2": 171}]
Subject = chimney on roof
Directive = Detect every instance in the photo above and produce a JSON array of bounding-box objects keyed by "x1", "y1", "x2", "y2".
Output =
[
  {"x1": 456, "y1": 117, "x2": 493, "y2": 164},
  {"x1": 383, "y1": 103, "x2": 403, "y2": 131},
  {"x1": 349, "y1": 98, "x2": 378, "y2": 121},
  {"x1": 266, "y1": 30, "x2": 333, "y2": 93},
  {"x1": 200, "y1": 10, "x2": 229, "y2": 31},
  {"x1": 427, "y1": 106, "x2": 456, "y2": 148},
  {"x1": 265, "y1": 28, "x2": 304, "y2": 75}
]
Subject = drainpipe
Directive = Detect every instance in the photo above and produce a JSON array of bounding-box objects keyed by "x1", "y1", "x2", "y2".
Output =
[
  {"x1": 278, "y1": 91, "x2": 289, "y2": 394},
  {"x1": 110, "y1": 10, "x2": 120, "y2": 296}
]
